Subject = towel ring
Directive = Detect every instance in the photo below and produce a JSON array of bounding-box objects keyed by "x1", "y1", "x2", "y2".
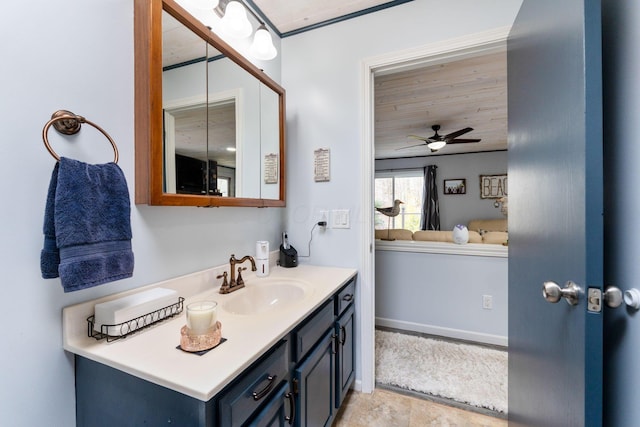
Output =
[{"x1": 42, "y1": 110, "x2": 119, "y2": 163}]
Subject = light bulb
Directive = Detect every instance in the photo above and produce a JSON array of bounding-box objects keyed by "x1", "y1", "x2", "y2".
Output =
[
  {"x1": 427, "y1": 140, "x2": 447, "y2": 150},
  {"x1": 250, "y1": 25, "x2": 277, "y2": 60},
  {"x1": 221, "y1": 1, "x2": 252, "y2": 38}
]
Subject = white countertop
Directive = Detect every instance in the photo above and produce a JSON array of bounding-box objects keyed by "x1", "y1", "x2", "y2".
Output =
[{"x1": 63, "y1": 264, "x2": 357, "y2": 401}]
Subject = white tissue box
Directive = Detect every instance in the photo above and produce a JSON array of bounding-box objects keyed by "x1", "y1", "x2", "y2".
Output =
[{"x1": 93, "y1": 288, "x2": 179, "y2": 336}]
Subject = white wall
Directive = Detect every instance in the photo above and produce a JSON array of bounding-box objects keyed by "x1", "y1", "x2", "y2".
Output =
[
  {"x1": 376, "y1": 248, "x2": 508, "y2": 345},
  {"x1": 0, "y1": 1, "x2": 284, "y2": 425},
  {"x1": 281, "y1": 0, "x2": 522, "y2": 388},
  {"x1": 376, "y1": 151, "x2": 508, "y2": 230},
  {"x1": 281, "y1": 0, "x2": 521, "y2": 264}
]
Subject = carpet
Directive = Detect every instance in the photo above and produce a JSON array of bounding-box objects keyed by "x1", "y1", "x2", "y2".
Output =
[{"x1": 375, "y1": 330, "x2": 508, "y2": 413}]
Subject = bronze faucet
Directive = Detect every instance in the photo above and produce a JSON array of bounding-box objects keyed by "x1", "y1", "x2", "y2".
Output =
[{"x1": 217, "y1": 254, "x2": 257, "y2": 294}]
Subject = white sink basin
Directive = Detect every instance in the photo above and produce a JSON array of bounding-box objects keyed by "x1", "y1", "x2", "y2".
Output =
[{"x1": 223, "y1": 281, "x2": 307, "y2": 315}]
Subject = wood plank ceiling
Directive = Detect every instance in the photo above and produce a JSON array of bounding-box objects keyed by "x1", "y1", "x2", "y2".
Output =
[{"x1": 374, "y1": 50, "x2": 508, "y2": 159}]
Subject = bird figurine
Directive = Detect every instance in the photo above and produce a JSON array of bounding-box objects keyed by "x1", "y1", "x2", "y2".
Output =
[{"x1": 376, "y1": 199, "x2": 404, "y2": 241}]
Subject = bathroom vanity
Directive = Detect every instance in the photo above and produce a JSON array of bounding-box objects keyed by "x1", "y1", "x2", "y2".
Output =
[{"x1": 63, "y1": 265, "x2": 357, "y2": 426}]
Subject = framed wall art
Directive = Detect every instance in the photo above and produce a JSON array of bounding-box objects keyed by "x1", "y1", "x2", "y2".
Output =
[
  {"x1": 479, "y1": 174, "x2": 508, "y2": 199},
  {"x1": 444, "y1": 178, "x2": 466, "y2": 195}
]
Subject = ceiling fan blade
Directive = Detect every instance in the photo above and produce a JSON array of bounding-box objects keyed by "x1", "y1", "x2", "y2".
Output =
[
  {"x1": 396, "y1": 143, "x2": 428, "y2": 150},
  {"x1": 444, "y1": 127, "x2": 473, "y2": 140},
  {"x1": 447, "y1": 138, "x2": 481, "y2": 144},
  {"x1": 407, "y1": 134, "x2": 431, "y2": 142}
]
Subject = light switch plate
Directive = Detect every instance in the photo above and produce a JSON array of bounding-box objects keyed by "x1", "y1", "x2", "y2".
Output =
[{"x1": 331, "y1": 209, "x2": 350, "y2": 229}]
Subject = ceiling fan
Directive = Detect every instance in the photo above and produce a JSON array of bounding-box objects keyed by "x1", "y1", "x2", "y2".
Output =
[{"x1": 401, "y1": 125, "x2": 481, "y2": 152}]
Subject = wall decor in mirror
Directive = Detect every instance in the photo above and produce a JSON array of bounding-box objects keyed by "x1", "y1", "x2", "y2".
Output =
[{"x1": 135, "y1": 0, "x2": 286, "y2": 207}]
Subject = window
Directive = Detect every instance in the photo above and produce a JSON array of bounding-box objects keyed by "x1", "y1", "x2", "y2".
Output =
[{"x1": 374, "y1": 169, "x2": 424, "y2": 232}]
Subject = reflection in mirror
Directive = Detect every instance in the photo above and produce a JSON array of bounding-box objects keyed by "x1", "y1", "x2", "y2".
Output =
[
  {"x1": 162, "y1": 10, "x2": 209, "y2": 195},
  {"x1": 164, "y1": 99, "x2": 237, "y2": 196},
  {"x1": 205, "y1": 53, "x2": 262, "y2": 199},
  {"x1": 260, "y1": 83, "x2": 280, "y2": 200},
  {"x1": 162, "y1": 15, "x2": 245, "y2": 198},
  {"x1": 135, "y1": 0, "x2": 285, "y2": 207}
]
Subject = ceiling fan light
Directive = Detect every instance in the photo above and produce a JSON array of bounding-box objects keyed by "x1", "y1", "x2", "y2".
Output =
[
  {"x1": 221, "y1": 1, "x2": 252, "y2": 38},
  {"x1": 427, "y1": 140, "x2": 446, "y2": 150},
  {"x1": 250, "y1": 25, "x2": 277, "y2": 60}
]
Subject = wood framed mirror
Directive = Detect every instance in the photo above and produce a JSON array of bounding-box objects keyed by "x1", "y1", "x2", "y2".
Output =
[{"x1": 134, "y1": 0, "x2": 286, "y2": 207}]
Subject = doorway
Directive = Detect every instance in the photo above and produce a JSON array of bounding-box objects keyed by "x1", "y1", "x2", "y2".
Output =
[{"x1": 358, "y1": 27, "x2": 511, "y2": 394}]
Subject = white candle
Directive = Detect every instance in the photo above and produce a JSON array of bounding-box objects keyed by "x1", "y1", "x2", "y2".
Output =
[{"x1": 186, "y1": 301, "x2": 217, "y2": 335}]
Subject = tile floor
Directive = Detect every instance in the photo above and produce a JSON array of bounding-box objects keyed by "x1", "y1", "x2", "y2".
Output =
[{"x1": 333, "y1": 388, "x2": 507, "y2": 427}]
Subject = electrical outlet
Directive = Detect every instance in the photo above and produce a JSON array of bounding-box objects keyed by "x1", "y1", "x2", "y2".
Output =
[
  {"x1": 482, "y1": 295, "x2": 493, "y2": 310},
  {"x1": 319, "y1": 210, "x2": 329, "y2": 228}
]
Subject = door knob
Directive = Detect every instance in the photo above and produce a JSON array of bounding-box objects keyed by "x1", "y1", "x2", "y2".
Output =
[
  {"x1": 542, "y1": 281, "x2": 580, "y2": 305},
  {"x1": 604, "y1": 286, "x2": 623, "y2": 308}
]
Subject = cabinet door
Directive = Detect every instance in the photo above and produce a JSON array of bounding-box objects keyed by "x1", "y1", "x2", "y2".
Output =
[
  {"x1": 335, "y1": 304, "x2": 355, "y2": 408},
  {"x1": 75, "y1": 356, "x2": 214, "y2": 426},
  {"x1": 248, "y1": 382, "x2": 295, "y2": 427},
  {"x1": 293, "y1": 329, "x2": 336, "y2": 427}
]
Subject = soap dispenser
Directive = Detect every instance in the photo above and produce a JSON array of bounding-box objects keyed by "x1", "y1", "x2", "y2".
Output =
[{"x1": 256, "y1": 240, "x2": 270, "y2": 277}]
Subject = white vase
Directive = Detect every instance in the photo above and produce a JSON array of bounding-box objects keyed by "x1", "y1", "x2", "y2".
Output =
[{"x1": 452, "y1": 224, "x2": 469, "y2": 244}]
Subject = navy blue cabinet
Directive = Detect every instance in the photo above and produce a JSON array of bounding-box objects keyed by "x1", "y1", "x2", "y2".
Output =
[
  {"x1": 76, "y1": 356, "x2": 216, "y2": 426},
  {"x1": 293, "y1": 329, "x2": 336, "y2": 427},
  {"x1": 290, "y1": 278, "x2": 356, "y2": 427},
  {"x1": 74, "y1": 277, "x2": 356, "y2": 427},
  {"x1": 219, "y1": 340, "x2": 290, "y2": 427},
  {"x1": 248, "y1": 381, "x2": 295, "y2": 427},
  {"x1": 334, "y1": 280, "x2": 355, "y2": 409},
  {"x1": 335, "y1": 303, "x2": 355, "y2": 408}
]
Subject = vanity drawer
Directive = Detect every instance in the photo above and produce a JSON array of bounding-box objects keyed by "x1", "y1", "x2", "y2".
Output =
[
  {"x1": 336, "y1": 279, "x2": 356, "y2": 316},
  {"x1": 219, "y1": 340, "x2": 289, "y2": 427},
  {"x1": 294, "y1": 299, "x2": 334, "y2": 362}
]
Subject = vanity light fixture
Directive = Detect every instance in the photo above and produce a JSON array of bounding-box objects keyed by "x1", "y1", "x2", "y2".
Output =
[
  {"x1": 220, "y1": 0, "x2": 252, "y2": 38},
  {"x1": 215, "y1": 0, "x2": 278, "y2": 60},
  {"x1": 250, "y1": 24, "x2": 277, "y2": 60}
]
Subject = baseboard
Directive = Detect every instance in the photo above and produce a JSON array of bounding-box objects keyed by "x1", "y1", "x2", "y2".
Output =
[{"x1": 375, "y1": 317, "x2": 508, "y2": 347}]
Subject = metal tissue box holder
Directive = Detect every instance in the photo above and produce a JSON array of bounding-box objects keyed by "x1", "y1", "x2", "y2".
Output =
[{"x1": 87, "y1": 297, "x2": 185, "y2": 342}]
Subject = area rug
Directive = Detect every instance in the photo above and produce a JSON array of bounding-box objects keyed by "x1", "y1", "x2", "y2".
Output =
[{"x1": 375, "y1": 330, "x2": 508, "y2": 413}]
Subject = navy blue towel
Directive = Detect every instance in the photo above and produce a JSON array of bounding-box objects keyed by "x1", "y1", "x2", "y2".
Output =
[{"x1": 40, "y1": 157, "x2": 134, "y2": 292}]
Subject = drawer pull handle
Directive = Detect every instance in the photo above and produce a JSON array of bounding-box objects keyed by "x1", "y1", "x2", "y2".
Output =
[
  {"x1": 252, "y1": 375, "x2": 277, "y2": 401},
  {"x1": 340, "y1": 325, "x2": 347, "y2": 345},
  {"x1": 285, "y1": 391, "x2": 295, "y2": 425},
  {"x1": 342, "y1": 294, "x2": 353, "y2": 302},
  {"x1": 331, "y1": 334, "x2": 337, "y2": 354}
]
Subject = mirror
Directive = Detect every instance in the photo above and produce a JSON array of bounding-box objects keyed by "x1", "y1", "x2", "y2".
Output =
[{"x1": 134, "y1": 0, "x2": 286, "y2": 207}]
